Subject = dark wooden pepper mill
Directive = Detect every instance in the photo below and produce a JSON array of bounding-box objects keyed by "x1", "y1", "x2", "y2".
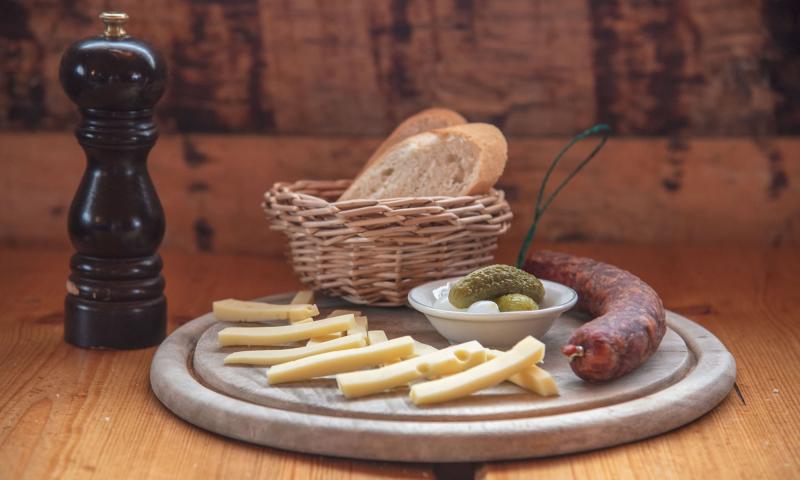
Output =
[{"x1": 60, "y1": 12, "x2": 167, "y2": 349}]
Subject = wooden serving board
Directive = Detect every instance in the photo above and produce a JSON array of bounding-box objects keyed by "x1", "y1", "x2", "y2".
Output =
[{"x1": 150, "y1": 293, "x2": 735, "y2": 462}]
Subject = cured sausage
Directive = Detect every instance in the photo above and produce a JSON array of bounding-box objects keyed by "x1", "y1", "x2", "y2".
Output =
[{"x1": 524, "y1": 250, "x2": 666, "y2": 382}]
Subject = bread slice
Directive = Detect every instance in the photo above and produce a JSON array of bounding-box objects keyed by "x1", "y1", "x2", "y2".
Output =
[
  {"x1": 339, "y1": 108, "x2": 466, "y2": 200},
  {"x1": 363, "y1": 108, "x2": 467, "y2": 171},
  {"x1": 338, "y1": 123, "x2": 507, "y2": 200}
]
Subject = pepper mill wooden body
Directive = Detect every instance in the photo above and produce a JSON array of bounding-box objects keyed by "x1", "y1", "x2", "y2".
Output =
[{"x1": 60, "y1": 13, "x2": 167, "y2": 349}]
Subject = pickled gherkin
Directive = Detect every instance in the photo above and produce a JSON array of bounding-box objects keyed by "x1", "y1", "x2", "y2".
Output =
[
  {"x1": 448, "y1": 265, "x2": 545, "y2": 308},
  {"x1": 496, "y1": 293, "x2": 539, "y2": 312}
]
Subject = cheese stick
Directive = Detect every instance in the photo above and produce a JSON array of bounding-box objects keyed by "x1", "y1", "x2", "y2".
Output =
[
  {"x1": 290, "y1": 290, "x2": 315, "y2": 305},
  {"x1": 409, "y1": 336, "x2": 544, "y2": 405},
  {"x1": 380, "y1": 338, "x2": 464, "y2": 358},
  {"x1": 367, "y1": 330, "x2": 388, "y2": 345},
  {"x1": 413, "y1": 341, "x2": 438, "y2": 356},
  {"x1": 268, "y1": 336, "x2": 415, "y2": 384},
  {"x1": 306, "y1": 334, "x2": 341, "y2": 345},
  {"x1": 366, "y1": 330, "x2": 398, "y2": 365},
  {"x1": 487, "y1": 349, "x2": 558, "y2": 396},
  {"x1": 365, "y1": 332, "x2": 438, "y2": 364},
  {"x1": 336, "y1": 341, "x2": 486, "y2": 398},
  {"x1": 306, "y1": 310, "x2": 357, "y2": 343},
  {"x1": 224, "y1": 333, "x2": 367, "y2": 366},
  {"x1": 508, "y1": 366, "x2": 559, "y2": 396},
  {"x1": 313, "y1": 314, "x2": 366, "y2": 340},
  {"x1": 218, "y1": 314, "x2": 355, "y2": 347},
  {"x1": 348, "y1": 315, "x2": 368, "y2": 335},
  {"x1": 214, "y1": 299, "x2": 319, "y2": 322}
]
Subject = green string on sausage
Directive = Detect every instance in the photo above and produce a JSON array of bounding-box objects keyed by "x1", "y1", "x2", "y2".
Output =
[{"x1": 515, "y1": 124, "x2": 612, "y2": 269}]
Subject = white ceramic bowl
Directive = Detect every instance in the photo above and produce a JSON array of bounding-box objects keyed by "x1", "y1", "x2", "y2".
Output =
[{"x1": 407, "y1": 277, "x2": 578, "y2": 348}]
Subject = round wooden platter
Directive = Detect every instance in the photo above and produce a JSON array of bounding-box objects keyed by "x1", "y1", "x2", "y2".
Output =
[{"x1": 150, "y1": 293, "x2": 735, "y2": 462}]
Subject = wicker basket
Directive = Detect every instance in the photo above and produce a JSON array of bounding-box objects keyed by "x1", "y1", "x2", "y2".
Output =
[{"x1": 262, "y1": 180, "x2": 513, "y2": 306}]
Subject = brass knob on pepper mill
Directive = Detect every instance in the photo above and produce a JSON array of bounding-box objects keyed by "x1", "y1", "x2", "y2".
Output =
[{"x1": 59, "y1": 12, "x2": 168, "y2": 349}]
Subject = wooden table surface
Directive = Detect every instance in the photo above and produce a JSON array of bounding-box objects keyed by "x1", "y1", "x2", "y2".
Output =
[{"x1": 1, "y1": 244, "x2": 798, "y2": 479}]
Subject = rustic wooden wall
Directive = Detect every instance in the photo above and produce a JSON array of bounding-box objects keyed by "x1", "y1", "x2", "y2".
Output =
[
  {"x1": 1, "y1": 0, "x2": 799, "y2": 252},
  {"x1": 1, "y1": 0, "x2": 799, "y2": 135},
  {"x1": 2, "y1": 133, "x2": 798, "y2": 255}
]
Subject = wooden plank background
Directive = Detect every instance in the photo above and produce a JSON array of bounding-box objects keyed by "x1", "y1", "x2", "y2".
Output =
[
  {"x1": 1, "y1": 0, "x2": 798, "y2": 250},
  {"x1": 2, "y1": 133, "x2": 798, "y2": 254},
  {"x1": 1, "y1": 0, "x2": 798, "y2": 135}
]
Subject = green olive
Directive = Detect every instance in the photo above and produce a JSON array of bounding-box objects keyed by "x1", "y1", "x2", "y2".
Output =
[{"x1": 495, "y1": 293, "x2": 539, "y2": 312}]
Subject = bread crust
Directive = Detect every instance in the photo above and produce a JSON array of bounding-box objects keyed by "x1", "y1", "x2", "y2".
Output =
[
  {"x1": 339, "y1": 108, "x2": 467, "y2": 200},
  {"x1": 432, "y1": 123, "x2": 507, "y2": 196},
  {"x1": 366, "y1": 108, "x2": 467, "y2": 170},
  {"x1": 339, "y1": 122, "x2": 507, "y2": 200}
]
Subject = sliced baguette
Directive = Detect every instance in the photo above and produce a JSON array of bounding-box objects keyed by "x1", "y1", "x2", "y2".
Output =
[
  {"x1": 367, "y1": 108, "x2": 467, "y2": 170},
  {"x1": 338, "y1": 123, "x2": 507, "y2": 200},
  {"x1": 339, "y1": 108, "x2": 466, "y2": 200}
]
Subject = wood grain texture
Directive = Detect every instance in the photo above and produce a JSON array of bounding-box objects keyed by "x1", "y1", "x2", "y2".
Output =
[
  {"x1": 0, "y1": 247, "x2": 433, "y2": 479},
  {"x1": 149, "y1": 304, "x2": 732, "y2": 462},
  {"x1": 1, "y1": 133, "x2": 798, "y2": 254},
  {"x1": 1, "y1": 0, "x2": 798, "y2": 135},
  {"x1": 482, "y1": 244, "x2": 800, "y2": 480},
  {"x1": 0, "y1": 244, "x2": 797, "y2": 477}
]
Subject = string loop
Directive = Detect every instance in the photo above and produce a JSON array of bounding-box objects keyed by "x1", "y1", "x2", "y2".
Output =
[{"x1": 515, "y1": 124, "x2": 612, "y2": 268}]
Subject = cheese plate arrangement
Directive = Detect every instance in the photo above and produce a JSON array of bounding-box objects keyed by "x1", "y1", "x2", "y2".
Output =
[
  {"x1": 150, "y1": 111, "x2": 735, "y2": 462},
  {"x1": 150, "y1": 289, "x2": 734, "y2": 462}
]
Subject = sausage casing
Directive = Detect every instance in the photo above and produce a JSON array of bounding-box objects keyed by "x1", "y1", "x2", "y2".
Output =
[{"x1": 524, "y1": 250, "x2": 666, "y2": 382}]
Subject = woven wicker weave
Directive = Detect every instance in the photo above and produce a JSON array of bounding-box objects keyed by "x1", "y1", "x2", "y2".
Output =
[{"x1": 263, "y1": 180, "x2": 513, "y2": 306}]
